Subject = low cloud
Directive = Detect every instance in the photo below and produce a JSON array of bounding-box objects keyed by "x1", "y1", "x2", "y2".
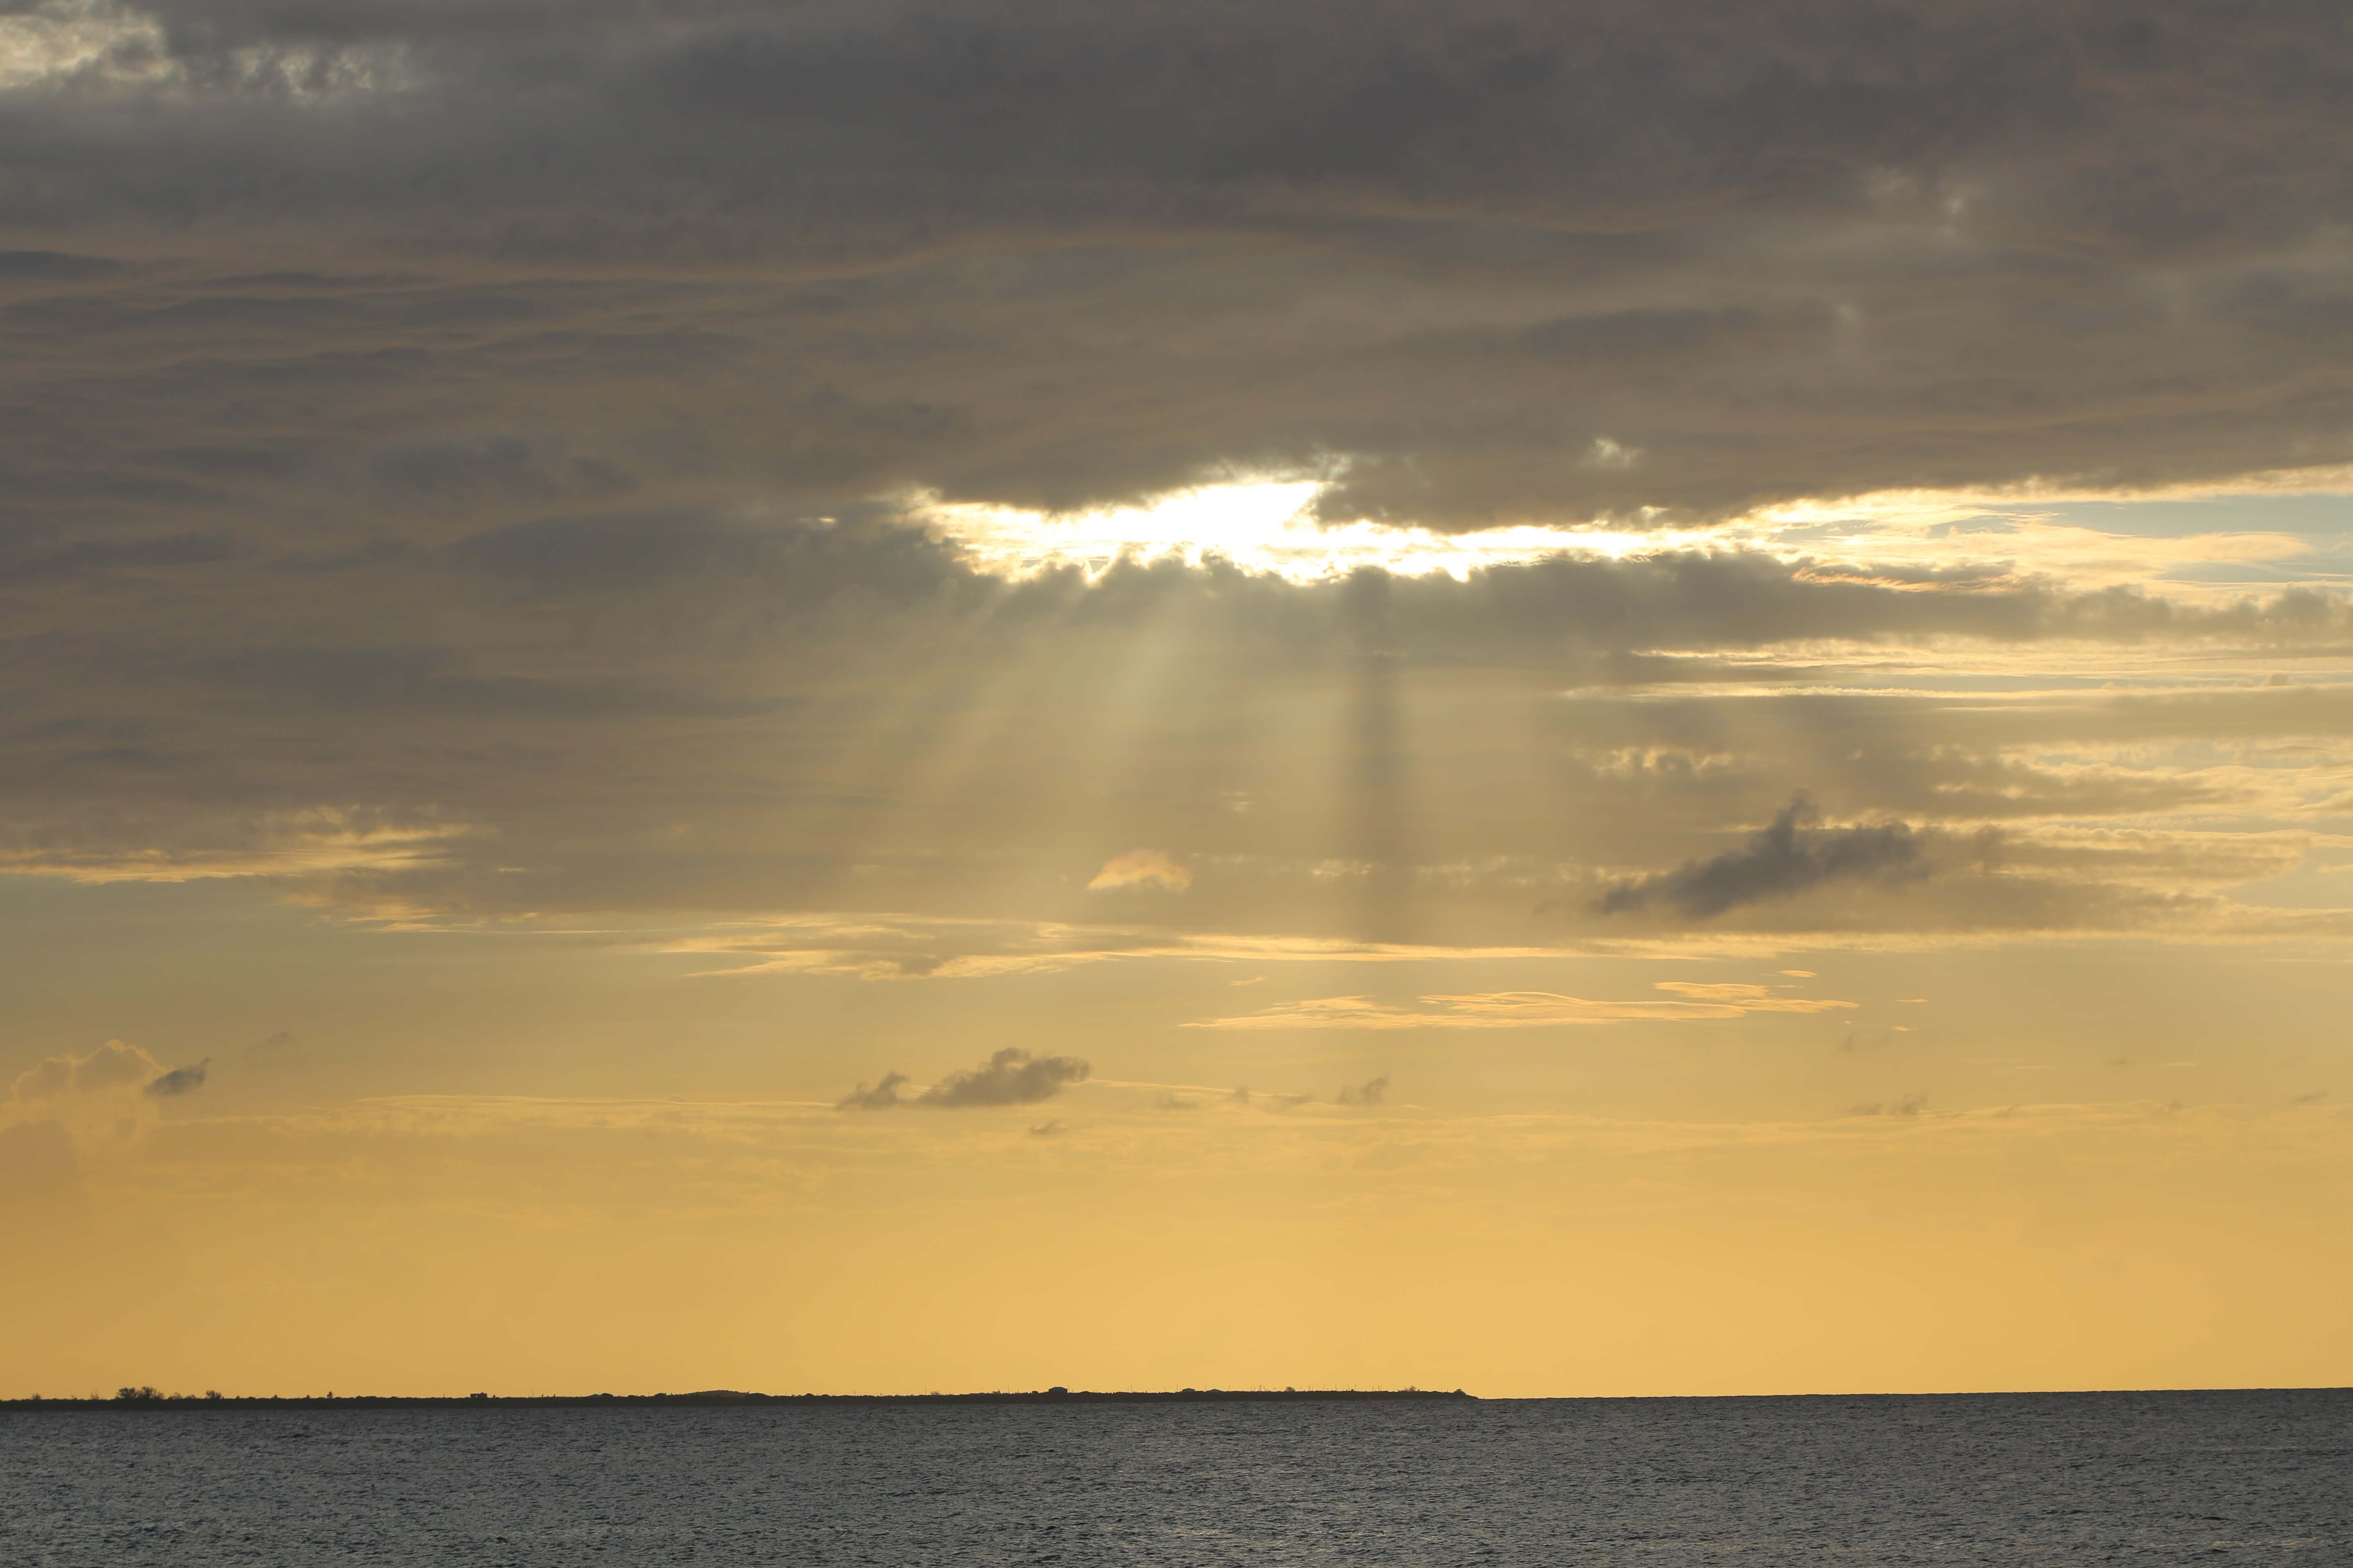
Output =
[
  {"x1": 837, "y1": 1072, "x2": 910, "y2": 1111},
  {"x1": 839, "y1": 1049, "x2": 1090, "y2": 1111},
  {"x1": 246, "y1": 1031, "x2": 302, "y2": 1071},
  {"x1": 1087, "y1": 850, "x2": 1192, "y2": 894},
  {"x1": 1336, "y1": 1075, "x2": 1390, "y2": 1107},
  {"x1": 143, "y1": 1060, "x2": 211, "y2": 1098},
  {"x1": 9, "y1": 1039, "x2": 161, "y2": 1102},
  {"x1": 1845, "y1": 1094, "x2": 1930, "y2": 1117},
  {"x1": 919, "y1": 1048, "x2": 1091, "y2": 1108},
  {"x1": 1595, "y1": 794, "x2": 1926, "y2": 919}
]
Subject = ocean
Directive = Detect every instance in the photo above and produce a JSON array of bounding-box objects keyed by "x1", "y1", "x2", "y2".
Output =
[{"x1": 3, "y1": 1389, "x2": 2346, "y2": 1564}]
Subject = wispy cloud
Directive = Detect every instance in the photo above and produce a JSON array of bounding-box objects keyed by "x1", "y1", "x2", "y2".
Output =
[
  {"x1": 1189, "y1": 984, "x2": 1856, "y2": 1030},
  {"x1": 1086, "y1": 850, "x2": 1192, "y2": 893}
]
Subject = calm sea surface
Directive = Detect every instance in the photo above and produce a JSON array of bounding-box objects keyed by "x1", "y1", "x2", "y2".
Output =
[{"x1": 3, "y1": 1390, "x2": 2347, "y2": 1565}]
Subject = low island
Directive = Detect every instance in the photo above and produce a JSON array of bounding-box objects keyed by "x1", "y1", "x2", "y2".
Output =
[{"x1": 3, "y1": 1387, "x2": 1474, "y2": 1409}]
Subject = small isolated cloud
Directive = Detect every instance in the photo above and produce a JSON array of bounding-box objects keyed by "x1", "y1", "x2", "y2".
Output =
[
  {"x1": 837, "y1": 1072, "x2": 909, "y2": 1111},
  {"x1": 920, "y1": 1048, "x2": 1090, "y2": 1107},
  {"x1": 246, "y1": 1030, "x2": 302, "y2": 1069},
  {"x1": 1086, "y1": 850, "x2": 1192, "y2": 893},
  {"x1": 1027, "y1": 1118, "x2": 1065, "y2": 1137},
  {"x1": 2290, "y1": 1090, "x2": 2329, "y2": 1106},
  {"x1": 839, "y1": 1049, "x2": 1090, "y2": 1111},
  {"x1": 1595, "y1": 793, "x2": 1925, "y2": 920},
  {"x1": 143, "y1": 1060, "x2": 210, "y2": 1098},
  {"x1": 1845, "y1": 1093, "x2": 1931, "y2": 1118},
  {"x1": 1336, "y1": 1075, "x2": 1390, "y2": 1107}
]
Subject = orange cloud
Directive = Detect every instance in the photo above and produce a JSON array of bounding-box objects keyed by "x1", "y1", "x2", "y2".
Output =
[{"x1": 1086, "y1": 849, "x2": 1192, "y2": 893}]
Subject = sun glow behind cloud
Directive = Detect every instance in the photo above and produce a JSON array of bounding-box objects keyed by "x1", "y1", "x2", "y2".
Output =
[
  {"x1": 914, "y1": 480, "x2": 1699, "y2": 583},
  {"x1": 912, "y1": 474, "x2": 2343, "y2": 592}
]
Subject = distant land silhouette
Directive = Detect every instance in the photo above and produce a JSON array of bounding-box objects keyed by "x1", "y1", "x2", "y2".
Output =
[{"x1": 3, "y1": 1387, "x2": 1475, "y2": 1410}]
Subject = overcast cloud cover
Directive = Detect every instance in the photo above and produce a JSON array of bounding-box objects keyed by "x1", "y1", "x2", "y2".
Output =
[
  {"x1": 2, "y1": 0, "x2": 2351, "y2": 963},
  {"x1": 4, "y1": 1, "x2": 2353, "y2": 947},
  {"x1": 5, "y1": 0, "x2": 2353, "y2": 1404}
]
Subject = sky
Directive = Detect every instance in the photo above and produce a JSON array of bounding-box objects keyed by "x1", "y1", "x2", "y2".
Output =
[{"x1": 3, "y1": 0, "x2": 2352, "y2": 1399}]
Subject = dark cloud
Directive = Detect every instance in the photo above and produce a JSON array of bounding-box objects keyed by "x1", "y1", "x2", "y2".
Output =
[
  {"x1": 245, "y1": 1030, "x2": 301, "y2": 1070},
  {"x1": 0, "y1": 0, "x2": 2344, "y2": 955},
  {"x1": 0, "y1": 251, "x2": 123, "y2": 281},
  {"x1": 199, "y1": 646, "x2": 772, "y2": 717},
  {"x1": 917, "y1": 1048, "x2": 1090, "y2": 1109},
  {"x1": 143, "y1": 1060, "x2": 211, "y2": 1098},
  {"x1": 7, "y1": 2, "x2": 2353, "y2": 522},
  {"x1": 837, "y1": 1072, "x2": 909, "y2": 1112},
  {"x1": 838, "y1": 1052, "x2": 1088, "y2": 1109},
  {"x1": 1597, "y1": 794, "x2": 1926, "y2": 919},
  {"x1": 1844, "y1": 1093, "x2": 1930, "y2": 1117},
  {"x1": 1336, "y1": 1075, "x2": 1390, "y2": 1107}
]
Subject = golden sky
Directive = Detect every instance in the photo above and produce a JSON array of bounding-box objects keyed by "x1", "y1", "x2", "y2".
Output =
[{"x1": 3, "y1": 0, "x2": 2351, "y2": 1397}]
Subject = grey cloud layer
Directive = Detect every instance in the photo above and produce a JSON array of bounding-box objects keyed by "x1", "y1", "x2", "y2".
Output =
[
  {"x1": 7, "y1": 1, "x2": 2353, "y2": 521},
  {"x1": 5, "y1": 523, "x2": 2350, "y2": 942},
  {"x1": 3, "y1": 0, "x2": 2352, "y2": 953}
]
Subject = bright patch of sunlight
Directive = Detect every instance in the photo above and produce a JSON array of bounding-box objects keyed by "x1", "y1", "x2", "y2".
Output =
[
  {"x1": 913, "y1": 470, "x2": 2352, "y2": 593},
  {"x1": 0, "y1": 1, "x2": 168, "y2": 89},
  {"x1": 916, "y1": 481, "x2": 1699, "y2": 584},
  {"x1": 0, "y1": 0, "x2": 415, "y2": 96}
]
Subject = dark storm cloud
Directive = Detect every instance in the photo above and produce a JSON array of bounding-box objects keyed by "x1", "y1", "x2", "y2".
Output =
[
  {"x1": 1597, "y1": 794, "x2": 1926, "y2": 920},
  {"x1": 142, "y1": 1059, "x2": 210, "y2": 1098}
]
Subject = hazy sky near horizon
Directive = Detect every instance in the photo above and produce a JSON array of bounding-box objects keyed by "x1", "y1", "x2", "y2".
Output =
[{"x1": 4, "y1": 0, "x2": 2352, "y2": 1398}]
